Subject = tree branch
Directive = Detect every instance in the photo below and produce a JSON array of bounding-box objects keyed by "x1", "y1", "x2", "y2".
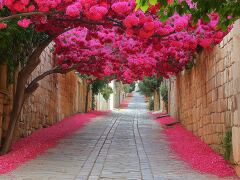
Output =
[
  {"x1": 152, "y1": 30, "x2": 177, "y2": 39},
  {"x1": 106, "y1": 17, "x2": 124, "y2": 29},
  {"x1": 0, "y1": 12, "x2": 48, "y2": 22},
  {"x1": 19, "y1": 37, "x2": 54, "y2": 79},
  {"x1": 53, "y1": 17, "x2": 105, "y2": 25},
  {"x1": 25, "y1": 63, "x2": 81, "y2": 95}
]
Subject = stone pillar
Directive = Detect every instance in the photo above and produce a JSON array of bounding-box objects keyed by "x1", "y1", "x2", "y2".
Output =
[
  {"x1": 113, "y1": 81, "x2": 121, "y2": 108},
  {"x1": 153, "y1": 89, "x2": 160, "y2": 111},
  {"x1": 231, "y1": 20, "x2": 240, "y2": 176},
  {"x1": 168, "y1": 77, "x2": 179, "y2": 119},
  {"x1": 109, "y1": 81, "x2": 114, "y2": 110}
]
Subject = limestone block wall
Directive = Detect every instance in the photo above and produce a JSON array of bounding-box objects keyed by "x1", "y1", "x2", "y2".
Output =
[
  {"x1": 231, "y1": 21, "x2": 240, "y2": 175},
  {"x1": 0, "y1": 44, "x2": 92, "y2": 143},
  {"x1": 168, "y1": 77, "x2": 178, "y2": 117},
  {"x1": 169, "y1": 24, "x2": 236, "y2": 153},
  {"x1": 95, "y1": 93, "x2": 110, "y2": 111},
  {"x1": 95, "y1": 81, "x2": 126, "y2": 111},
  {"x1": 168, "y1": 22, "x2": 240, "y2": 174},
  {"x1": 113, "y1": 81, "x2": 125, "y2": 108}
]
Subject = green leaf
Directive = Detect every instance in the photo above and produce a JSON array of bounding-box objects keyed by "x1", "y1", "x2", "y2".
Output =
[
  {"x1": 136, "y1": 0, "x2": 141, "y2": 4},
  {"x1": 159, "y1": 15, "x2": 168, "y2": 22},
  {"x1": 149, "y1": 0, "x2": 157, "y2": 5},
  {"x1": 202, "y1": 14, "x2": 210, "y2": 22},
  {"x1": 176, "y1": 4, "x2": 184, "y2": 15},
  {"x1": 167, "y1": 6, "x2": 175, "y2": 17},
  {"x1": 158, "y1": 0, "x2": 168, "y2": 7},
  {"x1": 140, "y1": 3, "x2": 149, "y2": 12},
  {"x1": 135, "y1": 3, "x2": 141, "y2": 10}
]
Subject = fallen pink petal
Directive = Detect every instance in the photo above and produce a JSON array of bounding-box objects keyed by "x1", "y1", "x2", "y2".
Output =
[
  {"x1": 119, "y1": 95, "x2": 133, "y2": 109},
  {"x1": 0, "y1": 111, "x2": 109, "y2": 174},
  {"x1": 154, "y1": 113, "x2": 236, "y2": 177}
]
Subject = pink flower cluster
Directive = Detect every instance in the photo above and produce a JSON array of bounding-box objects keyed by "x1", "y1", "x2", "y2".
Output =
[
  {"x1": 112, "y1": 1, "x2": 134, "y2": 16},
  {"x1": 0, "y1": 0, "x2": 229, "y2": 82},
  {"x1": 0, "y1": 0, "x2": 5, "y2": 9},
  {"x1": 0, "y1": 23, "x2": 7, "y2": 29},
  {"x1": 17, "y1": 18, "x2": 32, "y2": 28}
]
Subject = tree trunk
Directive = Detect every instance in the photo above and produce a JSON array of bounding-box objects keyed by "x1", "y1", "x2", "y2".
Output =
[
  {"x1": 91, "y1": 94, "x2": 95, "y2": 110},
  {"x1": 1, "y1": 74, "x2": 26, "y2": 154},
  {"x1": 84, "y1": 83, "x2": 90, "y2": 113},
  {"x1": 0, "y1": 38, "x2": 52, "y2": 155}
]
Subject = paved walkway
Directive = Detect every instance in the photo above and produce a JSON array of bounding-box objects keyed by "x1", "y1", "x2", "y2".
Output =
[{"x1": 1, "y1": 93, "x2": 236, "y2": 180}]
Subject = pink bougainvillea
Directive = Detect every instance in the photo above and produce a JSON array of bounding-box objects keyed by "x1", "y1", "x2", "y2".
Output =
[
  {"x1": 0, "y1": 111, "x2": 109, "y2": 174},
  {"x1": 174, "y1": 16, "x2": 189, "y2": 32},
  {"x1": 112, "y1": 1, "x2": 134, "y2": 15},
  {"x1": 17, "y1": 18, "x2": 32, "y2": 28},
  {"x1": 0, "y1": 0, "x2": 4, "y2": 9},
  {"x1": 0, "y1": 0, "x2": 230, "y2": 82},
  {"x1": 154, "y1": 114, "x2": 236, "y2": 178},
  {"x1": 0, "y1": 0, "x2": 235, "y2": 176},
  {"x1": 0, "y1": 22, "x2": 7, "y2": 29},
  {"x1": 66, "y1": 3, "x2": 82, "y2": 17}
]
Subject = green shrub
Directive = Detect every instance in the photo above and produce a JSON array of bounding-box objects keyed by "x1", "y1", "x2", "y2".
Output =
[
  {"x1": 123, "y1": 84, "x2": 131, "y2": 93},
  {"x1": 100, "y1": 86, "x2": 113, "y2": 101},
  {"x1": 123, "y1": 83, "x2": 135, "y2": 93},
  {"x1": 221, "y1": 129, "x2": 232, "y2": 161},
  {"x1": 160, "y1": 83, "x2": 168, "y2": 106},
  {"x1": 129, "y1": 83, "x2": 135, "y2": 92}
]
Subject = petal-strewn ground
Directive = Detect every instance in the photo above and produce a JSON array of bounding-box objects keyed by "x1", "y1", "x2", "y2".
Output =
[
  {"x1": 154, "y1": 115, "x2": 236, "y2": 177},
  {"x1": 0, "y1": 111, "x2": 109, "y2": 174},
  {"x1": 0, "y1": 93, "x2": 237, "y2": 179}
]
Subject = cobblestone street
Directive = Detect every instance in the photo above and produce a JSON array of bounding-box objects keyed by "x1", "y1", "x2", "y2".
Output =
[{"x1": 1, "y1": 93, "x2": 236, "y2": 180}]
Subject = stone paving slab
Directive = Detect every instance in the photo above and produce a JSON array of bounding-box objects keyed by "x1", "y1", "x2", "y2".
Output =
[{"x1": 0, "y1": 93, "x2": 238, "y2": 180}]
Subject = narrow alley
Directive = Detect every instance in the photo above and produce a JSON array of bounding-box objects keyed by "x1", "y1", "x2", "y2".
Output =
[{"x1": 1, "y1": 93, "x2": 235, "y2": 180}]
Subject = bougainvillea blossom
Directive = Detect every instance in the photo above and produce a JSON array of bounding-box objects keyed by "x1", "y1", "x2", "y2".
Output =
[
  {"x1": 17, "y1": 18, "x2": 32, "y2": 28},
  {"x1": 0, "y1": 0, "x2": 4, "y2": 9},
  {"x1": 0, "y1": 0, "x2": 229, "y2": 82},
  {"x1": 0, "y1": 22, "x2": 7, "y2": 29}
]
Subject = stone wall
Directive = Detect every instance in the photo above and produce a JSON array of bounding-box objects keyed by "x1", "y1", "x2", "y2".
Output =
[
  {"x1": 169, "y1": 23, "x2": 236, "y2": 152},
  {"x1": 0, "y1": 44, "x2": 92, "y2": 143},
  {"x1": 112, "y1": 81, "x2": 125, "y2": 108},
  {"x1": 95, "y1": 93, "x2": 110, "y2": 111},
  {"x1": 168, "y1": 21, "x2": 240, "y2": 173},
  {"x1": 231, "y1": 21, "x2": 240, "y2": 175},
  {"x1": 167, "y1": 78, "x2": 176, "y2": 116}
]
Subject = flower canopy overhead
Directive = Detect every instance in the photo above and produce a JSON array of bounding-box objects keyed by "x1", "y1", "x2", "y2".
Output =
[{"x1": 0, "y1": 0, "x2": 229, "y2": 83}]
